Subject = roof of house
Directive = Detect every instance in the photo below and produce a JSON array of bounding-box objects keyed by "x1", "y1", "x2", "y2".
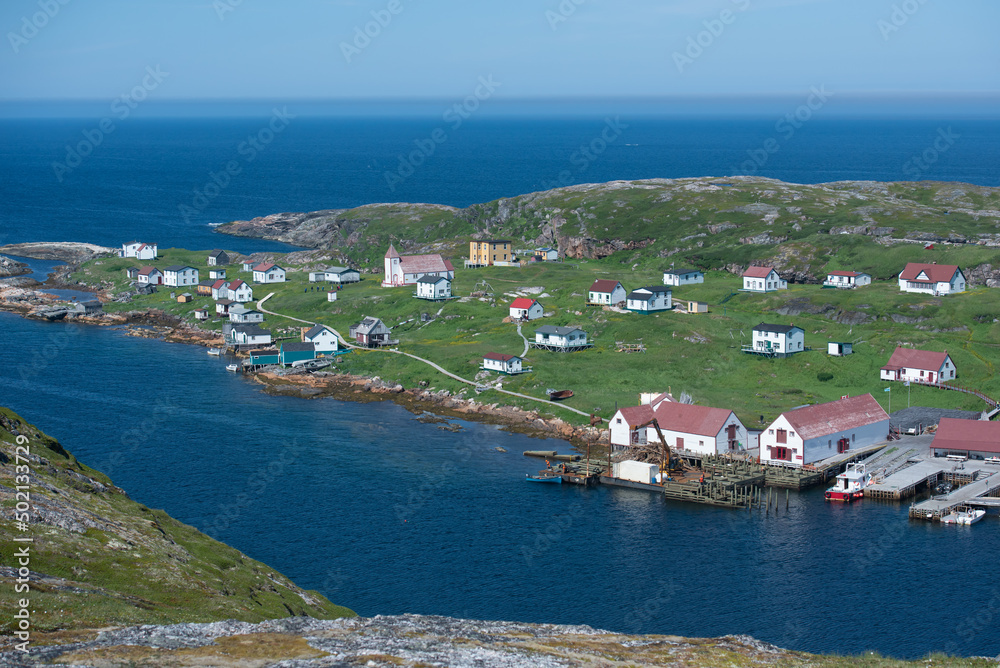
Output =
[
  {"x1": 828, "y1": 270, "x2": 865, "y2": 277},
  {"x1": 281, "y1": 341, "x2": 315, "y2": 352},
  {"x1": 416, "y1": 275, "x2": 450, "y2": 284},
  {"x1": 474, "y1": 239, "x2": 511, "y2": 245},
  {"x1": 228, "y1": 279, "x2": 246, "y2": 291},
  {"x1": 212, "y1": 280, "x2": 228, "y2": 290},
  {"x1": 304, "y1": 324, "x2": 333, "y2": 339},
  {"x1": 652, "y1": 402, "x2": 737, "y2": 437},
  {"x1": 617, "y1": 404, "x2": 656, "y2": 427},
  {"x1": 664, "y1": 268, "x2": 702, "y2": 276},
  {"x1": 209, "y1": 249, "x2": 227, "y2": 258},
  {"x1": 899, "y1": 263, "x2": 962, "y2": 283},
  {"x1": 229, "y1": 305, "x2": 255, "y2": 315},
  {"x1": 535, "y1": 325, "x2": 585, "y2": 336},
  {"x1": 398, "y1": 253, "x2": 453, "y2": 274},
  {"x1": 753, "y1": 323, "x2": 801, "y2": 334},
  {"x1": 932, "y1": 418, "x2": 1000, "y2": 454},
  {"x1": 216, "y1": 298, "x2": 234, "y2": 305},
  {"x1": 233, "y1": 324, "x2": 270, "y2": 336},
  {"x1": 253, "y1": 262, "x2": 280, "y2": 272},
  {"x1": 138, "y1": 266, "x2": 159, "y2": 276},
  {"x1": 881, "y1": 346, "x2": 950, "y2": 371},
  {"x1": 590, "y1": 279, "x2": 623, "y2": 293},
  {"x1": 484, "y1": 352, "x2": 520, "y2": 362},
  {"x1": 164, "y1": 265, "x2": 194, "y2": 272},
  {"x1": 780, "y1": 394, "x2": 888, "y2": 440},
  {"x1": 194, "y1": 308, "x2": 208, "y2": 313},
  {"x1": 628, "y1": 286, "x2": 670, "y2": 299},
  {"x1": 537, "y1": 247, "x2": 557, "y2": 252},
  {"x1": 743, "y1": 266, "x2": 775, "y2": 278},
  {"x1": 197, "y1": 280, "x2": 214, "y2": 287},
  {"x1": 325, "y1": 266, "x2": 355, "y2": 274},
  {"x1": 250, "y1": 348, "x2": 279, "y2": 357},
  {"x1": 354, "y1": 316, "x2": 386, "y2": 335},
  {"x1": 510, "y1": 297, "x2": 538, "y2": 309}
]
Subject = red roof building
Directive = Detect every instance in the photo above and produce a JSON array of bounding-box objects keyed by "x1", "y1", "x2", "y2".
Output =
[
  {"x1": 610, "y1": 401, "x2": 748, "y2": 455},
  {"x1": 880, "y1": 347, "x2": 955, "y2": 384},
  {"x1": 587, "y1": 279, "x2": 626, "y2": 305},
  {"x1": 931, "y1": 418, "x2": 1000, "y2": 456},
  {"x1": 898, "y1": 263, "x2": 965, "y2": 295},
  {"x1": 761, "y1": 394, "x2": 890, "y2": 465}
]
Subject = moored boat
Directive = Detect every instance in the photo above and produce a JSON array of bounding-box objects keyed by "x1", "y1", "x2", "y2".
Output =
[
  {"x1": 226, "y1": 363, "x2": 239, "y2": 372},
  {"x1": 825, "y1": 463, "x2": 871, "y2": 502},
  {"x1": 525, "y1": 472, "x2": 562, "y2": 484},
  {"x1": 941, "y1": 506, "x2": 986, "y2": 525},
  {"x1": 207, "y1": 348, "x2": 222, "y2": 356}
]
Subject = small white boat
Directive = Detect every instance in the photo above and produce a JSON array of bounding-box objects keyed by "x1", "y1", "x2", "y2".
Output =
[
  {"x1": 825, "y1": 463, "x2": 871, "y2": 502},
  {"x1": 226, "y1": 363, "x2": 239, "y2": 372},
  {"x1": 941, "y1": 507, "x2": 986, "y2": 525},
  {"x1": 207, "y1": 348, "x2": 222, "y2": 356}
]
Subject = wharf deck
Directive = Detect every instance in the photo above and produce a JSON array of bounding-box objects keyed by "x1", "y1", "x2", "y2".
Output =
[
  {"x1": 909, "y1": 471, "x2": 1000, "y2": 521},
  {"x1": 601, "y1": 476, "x2": 760, "y2": 509}
]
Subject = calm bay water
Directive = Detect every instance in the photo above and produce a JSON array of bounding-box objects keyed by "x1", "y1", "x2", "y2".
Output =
[
  {"x1": 2, "y1": 114, "x2": 1000, "y2": 658},
  {"x1": 1, "y1": 311, "x2": 999, "y2": 659}
]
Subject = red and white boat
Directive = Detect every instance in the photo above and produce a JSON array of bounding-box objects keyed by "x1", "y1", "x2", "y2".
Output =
[{"x1": 825, "y1": 463, "x2": 871, "y2": 502}]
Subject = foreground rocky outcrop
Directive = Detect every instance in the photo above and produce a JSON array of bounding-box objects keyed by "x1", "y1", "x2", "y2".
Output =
[
  {"x1": 0, "y1": 242, "x2": 115, "y2": 263},
  {"x1": 0, "y1": 256, "x2": 30, "y2": 278}
]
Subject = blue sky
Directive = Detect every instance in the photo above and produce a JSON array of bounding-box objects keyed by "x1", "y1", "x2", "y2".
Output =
[{"x1": 0, "y1": 0, "x2": 997, "y2": 103}]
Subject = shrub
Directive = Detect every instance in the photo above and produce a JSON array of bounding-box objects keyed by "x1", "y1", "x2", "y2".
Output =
[{"x1": 817, "y1": 372, "x2": 834, "y2": 382}]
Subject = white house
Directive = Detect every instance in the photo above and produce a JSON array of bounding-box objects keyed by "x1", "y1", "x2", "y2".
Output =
[
  {"x1": 226, "y1": 279, "x2": 253, "y2": 303},
  {"x1": 209, "y1": 268, "x2": 227, "y2": 280},
  {"x1": 383, "y1": 245, "x2": 455, "y2": 286},
  {"x1": 828, "y1": 341, "x2": 853, "y2": 357},
  {"x1": 626, "y1": 286, "x2": 672, "y2": 313},
  {"x1": 533, "y1": 326, "x2": 590, "y2": 351},
  {"x1": 163, "y1": 265, "x2": 198, "y2": 287},
  {"x1": 350, "y1": 316, "x2": 396, "y2": 347},
  {"x1": 588, "y1": 279, "x2": 626, "y2": 305},
  {"x1": 241, "y1": 261, "x2": 256, "y2": 272},
  {"x1": 880, "y1": 347, "x2": 956, "y2": 384},
  {"x1": 482, "y1": 352, "x2": 523, "y2": 375},
  {"x1": 302, "y1": 324, "x2": 339, "y2": 354},
  {"x1": 749, "y1": 323, "x2": 805, "y2": 357},
  {"x1": 662, "y1": 268, "x2": 704, "y2": 287},
  {"x1": 224, "y1": 323, "x2": 272, "y2": 347},
  {"x1": 509, "y1": 298, "x2": 544, "y2": 321},
  {"x1": 415, "y1": 275, "x2": 452, "y2": 300},
  {"x1": 215, "y1": 299, "x2": 233, "y2": 316},
  {"x1": 211, "y1": 280, "x2": 229, "y2": 300},
  {"x1": 898, "y1": 263, "x2": 965, "y2": 295},
  {"x1": 742, "y1": 266, "x2": 787, "y2": 292},
  {"x1": 228, "y1": 305, "x2": 265, "y2": 324},
  {"x1": 824, "y1": 270, "x2": 871, "y2": 288},
  {"x1": 120, "y1": 241, "x2": 157, "y2": 260},
  {"x1": 136, "y1": 267, "x2": 162, "y2": 285},
  {"x1": 327, "y1": 290, "x2": 338, "y2": 302},
  {"x1": 609, "y1": 401, "x2": 749, "y2": 456},
  {"x1": 311, "y1": 267, "x2": 361, "y2": 284},
  {"x1": 760, "y1": 394, "x2": 889, "y2": 466},
  {"x1": 207, "y1": 250, "x2": 230, "y2": 266},
  {"x1": 252, "y1": 263, "x2": 286, "y2": 284}
]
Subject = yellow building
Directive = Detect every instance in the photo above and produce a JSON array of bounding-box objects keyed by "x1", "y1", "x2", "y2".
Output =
[{"x1": 468, "y1": 240, "x2": 513, "y2": 266}]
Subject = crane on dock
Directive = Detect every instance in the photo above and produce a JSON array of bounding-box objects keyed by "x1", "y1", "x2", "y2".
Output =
[{"x1": 632, "y1": 417, "x2": 684, "y2": 476}]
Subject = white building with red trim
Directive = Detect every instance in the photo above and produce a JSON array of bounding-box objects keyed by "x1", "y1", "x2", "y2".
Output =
[
  {"x1": 760, "y1": 394, "x2": 889, "y2": 466},
  {"x1": 382, "y1": 244, "x2": 455, "y2": 286},
  {"x1": 823, "y1": 270, "x2": 871, "y2": 288},
  {"x1": 931, "y1": 418, "x2": 1000, "y2": 459},
  {"x1": 609, "y1": 396, "x2": 748, "y2": 456},
  {"x1": 252, "y1": 262, "x2": 286, "y2": 284},
  {"x1": 136, "y1": 266, "x2": 162, "y2": 285},
  {"x1": 742, "y1": 266, "x2": 787, "y2": 292},
  {"x1": 120, "y1": 241, "x2": 158, "y2": 260},
  {"x1": 509, "y1": 298, "x2": 543, "y2": 320},
  {"x1": 880, "y1": 347, "x2": 955, "y2": 384},
  {"x1": 898, "y1": 263, "x2": 965, "y2": 295},
  {"x1": 481, "y1": 352, "x2": 523, "y2": 375}
]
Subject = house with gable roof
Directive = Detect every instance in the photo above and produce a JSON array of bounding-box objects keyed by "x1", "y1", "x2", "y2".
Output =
[
  {"x1": 609, "y1": 397, "x2": 748, "y2": 456},
  {"x1": 880, "y1": 347, "x2": 956, "y2": 384},
  {"x1": 898, "y1": 263, "x2": 965, "y2": 295},
  {"x1": 382, "y1": 244, "x2": 455, "y2": 287},
  {"x1": 742, "y1": 266, "x2": 787, "y2": 292},
  {"x1": 588, "y1": 279, "x2": 626, "y2": 305},
  {"x1": 509, "y1": 298, "x2": 543, "y2": 321}
]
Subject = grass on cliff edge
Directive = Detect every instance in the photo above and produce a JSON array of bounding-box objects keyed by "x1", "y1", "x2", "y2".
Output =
[{"x1": 0, "y1": 407, "x2": 355, "y2": 634}]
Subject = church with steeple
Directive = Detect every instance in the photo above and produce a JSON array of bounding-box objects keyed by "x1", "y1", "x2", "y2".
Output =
[{"x1": 382, "y1": 244, "x2": 455, "y2": 287}]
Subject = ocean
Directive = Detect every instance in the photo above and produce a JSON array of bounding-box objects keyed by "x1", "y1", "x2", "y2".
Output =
[{"x1": 2, "y1": 113, "x2": 1000, "y2": 658}]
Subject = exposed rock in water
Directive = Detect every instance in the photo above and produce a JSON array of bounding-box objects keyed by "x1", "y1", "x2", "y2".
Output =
[
  {"x1": 0, "y1": 255, "x2": 30, "y2": 277},
  {"x1": 0, "y1": 242, "x2": 116, "y2": 263},
  {"x1": 6, "y1": 614, "x2": 816, "y2": 667}
]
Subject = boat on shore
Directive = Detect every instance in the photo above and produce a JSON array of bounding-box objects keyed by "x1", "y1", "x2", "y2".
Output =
[
  {"x1": 825, "y1": 463, "x2": 871, "y2": 502},
  {"x1": 941, "y1": 506, "x2": 986, "y2": 525},
  {"x1": 207, "y1": 348, "x2": 222, "y2": 356},
  {"x1": 547, "y1": 389, "x2": 573, "y2": 400}
]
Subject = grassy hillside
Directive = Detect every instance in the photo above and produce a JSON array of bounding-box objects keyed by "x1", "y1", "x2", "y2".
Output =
[
  {"x1": 0, "y1": 407, "x2": 355, "y2": 633},
  {"x1": 213, "y1": 178, "x2": 1000, "y2": 281},
  {"x1": 72, "y1": 245, "x2": 1000, "y2": 428}
]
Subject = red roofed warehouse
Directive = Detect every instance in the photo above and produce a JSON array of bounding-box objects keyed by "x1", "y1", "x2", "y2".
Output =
[
  {"x1": 509, "y1": 298, "x2": 543, "y2": 321},
  {"x1": 742, "y1": 266, "x2": 787, "y2": 292},
  {"x1": 609, "y1": 399, "x2": 749, "y2": 456},
  {"x1": 898, "y1": 262, "x2": 965, "y2": 295},
  {"x1": 588, "y1": 279, "x2": 626, "y2": 305},
  {"x1": 931, "y1": 418, "x2": 1000, "y2": 459},
  {"x1": 880, "y1": 347, "x2": 955, "y2": 384},
  {"x1": 760, "y1": 394, "x2": 889, "y2": 466}
]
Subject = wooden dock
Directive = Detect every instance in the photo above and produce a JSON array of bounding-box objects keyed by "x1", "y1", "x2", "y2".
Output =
[{"x1": 909, "y1": 471, "x2": 1000, "y2": 521}]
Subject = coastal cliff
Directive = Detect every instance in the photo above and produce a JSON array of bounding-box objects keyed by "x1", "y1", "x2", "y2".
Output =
[{"x1": 0, "y1": 407, "x2": 354, "y2": 637}]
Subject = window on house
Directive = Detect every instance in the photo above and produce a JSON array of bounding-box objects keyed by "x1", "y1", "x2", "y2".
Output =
[
  {"x1": 616, "y1": 418, "x2": 621, "y2": 424},
  {"x1": 789, "y1": 432, "x2": 795, "y2": 438},
  {"x1": 768, "y1": 429, "x2": 774, "y2": 435},
  {"x1": 776, "y1": 429, "x2": 787, "y2": 444},
  {"x1": 676, "y1": 437, "x2": 684, "y2": 449},
  {"x1": 828, "y1": 440, "x2": 832, "y2": 449},
  {"x1": 852, "y1": 434, "x2": 856, "y2": 442}
]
